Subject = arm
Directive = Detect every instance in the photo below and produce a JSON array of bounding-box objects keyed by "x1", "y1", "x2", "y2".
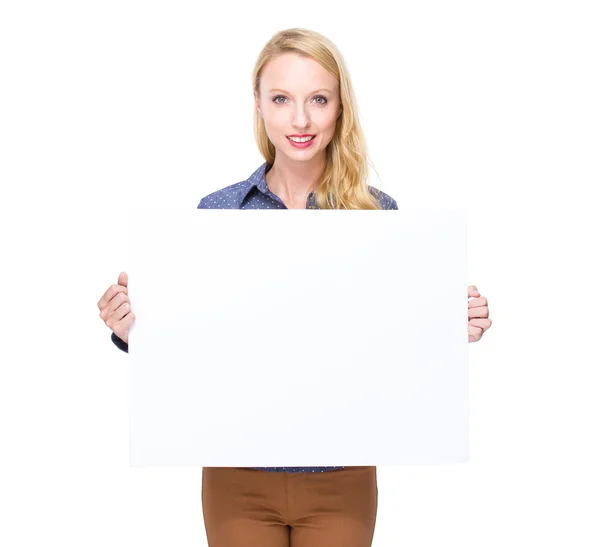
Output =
[{"x1": 111, "y1": 331, "x2": 129, "y2": 353}]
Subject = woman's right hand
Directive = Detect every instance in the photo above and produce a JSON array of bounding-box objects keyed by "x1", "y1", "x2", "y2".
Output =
[{"x1": 98, "y1": 271, "x2": 136, "y2": 344}]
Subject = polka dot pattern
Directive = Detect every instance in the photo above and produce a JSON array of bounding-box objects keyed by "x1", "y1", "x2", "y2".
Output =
[{"x1": 197, "y1": 161, "x2": 399, "y2": 210}]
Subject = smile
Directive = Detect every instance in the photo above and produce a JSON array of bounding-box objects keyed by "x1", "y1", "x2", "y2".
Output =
[{"x1": 287, "y1": 135, "x2": 316, "y2": 148}]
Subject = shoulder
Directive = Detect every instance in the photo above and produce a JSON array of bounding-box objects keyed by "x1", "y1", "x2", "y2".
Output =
[
  {"x1": 197, "y1": 180, "x2": 253, "y2": 209},
  {"x1": 368, "y1": 186, "x2": 398, "y2": 210}
]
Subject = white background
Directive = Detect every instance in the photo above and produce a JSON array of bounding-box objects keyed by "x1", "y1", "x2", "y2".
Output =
[{"x1": 1, "y1": 0, "x2": 598, "y2": 545}]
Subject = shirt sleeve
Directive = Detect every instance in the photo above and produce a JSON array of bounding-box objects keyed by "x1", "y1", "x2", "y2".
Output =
[
  {"x1": 111, "y1": 332, "x2": 129, "y2": 353},
  {"x1": 381, "y1": 194, "x2": 398, "y2": 210}
]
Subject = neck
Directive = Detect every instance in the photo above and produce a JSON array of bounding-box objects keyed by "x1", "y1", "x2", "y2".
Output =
[{"x1": 266, "y1": 155, "x2": 325, "y2": 202}]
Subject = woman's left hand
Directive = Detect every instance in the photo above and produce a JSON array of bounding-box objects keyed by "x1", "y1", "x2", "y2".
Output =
[{"x1": 468, "y1": 285, "x2": 492, "y2": 343}]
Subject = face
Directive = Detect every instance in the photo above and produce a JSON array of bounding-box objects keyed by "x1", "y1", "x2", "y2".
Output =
[{"x1": 255, "y1": 53, "x2": 342, "y2": 164}]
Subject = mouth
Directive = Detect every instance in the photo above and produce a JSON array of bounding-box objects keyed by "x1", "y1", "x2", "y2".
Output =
[
  {"x1": 287, "y1": 135, "x2": 316, "y2": 141},
  {"x1": 286, "y1": 135, "x2": 316, "y2": 148}
]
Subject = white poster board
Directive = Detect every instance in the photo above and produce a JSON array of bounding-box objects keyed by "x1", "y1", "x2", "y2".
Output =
[{"x1": 127, "y1": 208, "x2": 469, "y2": 467}]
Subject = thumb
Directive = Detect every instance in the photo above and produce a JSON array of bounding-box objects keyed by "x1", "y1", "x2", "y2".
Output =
[{"x1": 118, "y1": 271, "x2": 128, "y2": 288}]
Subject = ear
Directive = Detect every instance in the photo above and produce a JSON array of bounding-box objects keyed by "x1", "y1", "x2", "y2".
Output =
[{"x1": 254, "y1": 91, "x2": 263, "y2": 118}]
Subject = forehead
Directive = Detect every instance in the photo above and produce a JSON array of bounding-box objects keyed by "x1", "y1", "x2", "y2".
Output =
[{"x1": 260, "y1": 53, "x2": 338, "y2": 91}]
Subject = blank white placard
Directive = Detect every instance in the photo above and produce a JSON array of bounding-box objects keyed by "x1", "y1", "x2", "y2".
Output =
[{"x1": 127, "y1": 208, "x2": 468, "y2": 467}]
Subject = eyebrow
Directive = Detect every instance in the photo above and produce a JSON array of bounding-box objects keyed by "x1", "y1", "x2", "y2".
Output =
[{"x1": 268, "y1": 88, "x2": 333, "y2": 95}]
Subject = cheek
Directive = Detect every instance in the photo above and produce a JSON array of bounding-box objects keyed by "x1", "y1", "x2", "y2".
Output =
[
  {"x1": 263, "y1": 120, "x2": 286, "y2": 144},
  {"x1": 319, "y1": 110, "x2": 339, "y2": 129},
  {"x1": 263, "y1": 110, "x2": 286, "y2": 131}
]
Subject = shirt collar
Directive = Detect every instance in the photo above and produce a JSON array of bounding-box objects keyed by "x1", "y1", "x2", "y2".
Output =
[
  {"x1": 247, "y1": 161, "x2": 272, "y2": 195},
  {"x1": 243, "y1": 161, "x2": 317, "y2": 208}
]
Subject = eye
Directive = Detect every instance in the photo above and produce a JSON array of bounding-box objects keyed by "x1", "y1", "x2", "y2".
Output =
[{"x1": 272, "y1": 95, "x2": 328, "y2": 105}]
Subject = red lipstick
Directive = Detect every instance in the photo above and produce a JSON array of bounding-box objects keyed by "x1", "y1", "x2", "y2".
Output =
[{"x1": 286, "y1": 134, "x2": 316, "y2": 149}]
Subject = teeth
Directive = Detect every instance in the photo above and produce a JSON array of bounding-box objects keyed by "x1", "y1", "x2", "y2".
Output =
[{"x1": 288, "y1": 136, "x2": 314, "y2": 143}]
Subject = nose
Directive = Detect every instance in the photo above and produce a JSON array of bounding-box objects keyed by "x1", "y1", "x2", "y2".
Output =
[{"x1": 291, "y1": 104, "x2": 310, "y2": 129}]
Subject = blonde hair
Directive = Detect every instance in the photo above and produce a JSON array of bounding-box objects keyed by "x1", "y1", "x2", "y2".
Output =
[{"x1": 252, "y1": 28, "x2": 384, "y2": 210}]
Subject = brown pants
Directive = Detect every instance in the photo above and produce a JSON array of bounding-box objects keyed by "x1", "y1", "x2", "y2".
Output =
[{"x1": 201, "y1": 466, "x2": 378, "y2": 547}]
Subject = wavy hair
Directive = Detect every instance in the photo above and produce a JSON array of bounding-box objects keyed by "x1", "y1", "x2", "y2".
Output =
[{"x1": 252, "y1": 28, "x2": 384, "y2": 210}]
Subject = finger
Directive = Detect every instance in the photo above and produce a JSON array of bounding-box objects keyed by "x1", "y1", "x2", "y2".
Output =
[
  {"x1": 468, "y1": 306, "x2": 489, "y2": 319},
  {"x1": 99, "y1": 289, "x2": 129, "y2": 320},
  {"x1": 468, "y1": 324, "x2": 483, "y2": 341},
  {"x1": 97, "y1": 284, "x2": 128, "y2": 311},
  {"x1": 468, "y1": 295, "x2": 488, "y2": 308},
  {"x1": 106, "y1": 299, "x2": 133, "y2": 328},
  {"x1": 118, "y1": 271, "x2": 128, "y2": 288},
  {"x1": 115, "y1": 306, "x2": 136, "y2": 329},
  {"x1": 469, "y1": 318, "x2": 492, "y2": 331}
]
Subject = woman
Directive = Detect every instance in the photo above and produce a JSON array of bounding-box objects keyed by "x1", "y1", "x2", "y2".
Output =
[{"x1": 98, "y1": 27, "x2": 492, "y2": 547}]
